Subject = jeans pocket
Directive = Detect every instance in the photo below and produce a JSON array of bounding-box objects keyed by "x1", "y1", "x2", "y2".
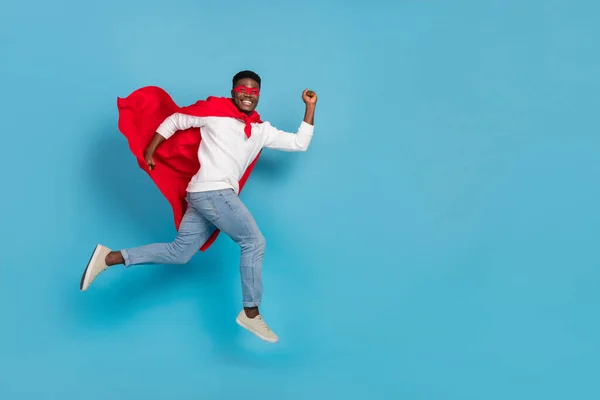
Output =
[{"x1": 189, "y1": 192, "x2": 220, "y2": 222}]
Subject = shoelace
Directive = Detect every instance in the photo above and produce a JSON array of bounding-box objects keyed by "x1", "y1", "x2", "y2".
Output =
[{"x1": 256, "y1": 316, "x2": 271, "y2": 331}]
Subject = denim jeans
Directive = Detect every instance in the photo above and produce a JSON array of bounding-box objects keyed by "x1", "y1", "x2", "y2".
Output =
[{"x1": 121, "y1": 189, "x2": 266, "y2": 307}]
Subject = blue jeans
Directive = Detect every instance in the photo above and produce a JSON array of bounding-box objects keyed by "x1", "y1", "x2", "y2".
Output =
[{"x1": 121, "y1": 189, "x2": 265, "y2": 307}]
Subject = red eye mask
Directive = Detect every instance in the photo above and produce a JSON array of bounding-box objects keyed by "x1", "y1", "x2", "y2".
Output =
[{"x1": 233, "y1": 86, "x2": 260, "y2": 96}]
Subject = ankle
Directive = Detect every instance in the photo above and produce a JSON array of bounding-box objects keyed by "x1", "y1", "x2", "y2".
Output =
[
  {"x1": 244, "y1": 306, "x2": 260, "y2": 319},
  {"x1": 105, "y1": 251, "x2": 124, "y2": 266}
]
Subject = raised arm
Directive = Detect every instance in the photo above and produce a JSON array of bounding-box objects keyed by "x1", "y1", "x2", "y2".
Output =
[
  {"x1": 143, "y1": 113, "x2": 206, "y2": 170},
  {"x1": 262, "y1": 89, "x2": 317, "y2": 152},
  {"x1": 302, "y1": 89, "x2": 317, "y2": 125}
]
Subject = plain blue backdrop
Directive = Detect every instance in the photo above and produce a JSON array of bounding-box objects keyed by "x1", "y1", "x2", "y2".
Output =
[{"x1": 1, "y1": 0, "x2": 599, "y2": 398}]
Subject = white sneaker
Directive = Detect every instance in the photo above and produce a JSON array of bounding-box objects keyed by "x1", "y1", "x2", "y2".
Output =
[
  {"x1": 236, "y1": 311, "x2": 279, "y2": 343},
  {"x1": 80, "y1": 244, "x2": 112, "y2": 291}
]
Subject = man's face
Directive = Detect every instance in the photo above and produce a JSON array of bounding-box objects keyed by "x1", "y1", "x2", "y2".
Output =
[{"x1": 231, "y1": 78, "x2": 260, "y2": 114}]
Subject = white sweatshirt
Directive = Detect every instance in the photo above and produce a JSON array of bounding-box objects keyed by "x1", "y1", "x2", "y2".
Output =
[{"x1": 156, "y1": 113, "x2": 314, "y2": 193}]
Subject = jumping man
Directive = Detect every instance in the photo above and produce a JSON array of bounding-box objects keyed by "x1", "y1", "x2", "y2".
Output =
[{"x1": 80, "y1": 70, "x2": 317, "y2": 343}]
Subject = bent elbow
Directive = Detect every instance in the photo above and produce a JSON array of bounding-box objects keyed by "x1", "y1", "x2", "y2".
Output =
[{"x1": 296, "y1": 138, "x2": 312, "y2": 152}]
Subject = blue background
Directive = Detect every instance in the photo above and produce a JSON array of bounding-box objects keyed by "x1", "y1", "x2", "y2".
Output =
[{"x1": 1, "y1": 0, "x2": 599, "y2": 398}]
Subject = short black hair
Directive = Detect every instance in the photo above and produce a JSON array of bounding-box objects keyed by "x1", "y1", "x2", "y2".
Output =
[{"x1": 232, "y1": 70, "x2": 261, "y2": 88}]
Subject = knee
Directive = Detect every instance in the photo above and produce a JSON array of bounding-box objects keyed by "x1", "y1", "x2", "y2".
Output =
[
  {"x1": 168, "y1": 242, "x2": 196, "y2": 264},
  {"x1": 241, "y1": 232, "x2": 266, "y2": 254},
  {"x1": 255, "y1": 234, "x2": 266, "y2": 252},
  {"x1": 177, "y1": 250, "x2": 196, "y2": 265}
]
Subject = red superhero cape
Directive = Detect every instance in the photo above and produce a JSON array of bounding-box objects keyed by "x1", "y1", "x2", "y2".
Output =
[{"x1": 116, "y1": 85, "x2": 262, "y2": 251}]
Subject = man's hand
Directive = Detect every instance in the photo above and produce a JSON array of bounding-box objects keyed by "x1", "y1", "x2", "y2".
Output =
[
  {"x1": 302, "y1": 89, "x2": 317, "y2": 125},
  {"x1": 302, "y1": 89, "x2": 317, "y2": 105},
  {"x1": 144, "y1": 149, "x2": 156, "y2": 171},
  {"x1": 143, "y1": 132, "x2": 166, "y2": 171}
]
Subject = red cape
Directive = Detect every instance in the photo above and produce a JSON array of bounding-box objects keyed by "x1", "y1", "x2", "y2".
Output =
[{"x1": 116, "y1": 86, "x2": 262, "y2": 251}]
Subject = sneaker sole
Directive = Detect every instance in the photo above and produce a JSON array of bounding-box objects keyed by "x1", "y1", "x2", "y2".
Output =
[
  {"x1": 80, "y1": 244, "x2": 103, "y2": 291},
  {"x1": 236, "y1": 317, "x2": 279, "y2": 343}
]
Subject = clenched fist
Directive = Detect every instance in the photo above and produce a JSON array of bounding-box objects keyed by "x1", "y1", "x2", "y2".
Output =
[
  {"x1": 302, "y1": 89, "x2": 317, "y2": 105},
  {"x1": 144, "y1": 149, "x2": 156, "y2": 171}
]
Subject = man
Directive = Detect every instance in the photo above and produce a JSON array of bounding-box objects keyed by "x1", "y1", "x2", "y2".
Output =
[{"x1": 80, "y1": 70, "x2": 317, "y2": 343}]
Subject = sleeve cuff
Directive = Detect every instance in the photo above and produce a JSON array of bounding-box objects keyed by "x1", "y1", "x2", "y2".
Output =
[
  {"x1": 299, "y1": 120, "x2": 315, "y2": 134},
  {"x1": 156, "y1": 125, "x2": 173, "y2": 139}
]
